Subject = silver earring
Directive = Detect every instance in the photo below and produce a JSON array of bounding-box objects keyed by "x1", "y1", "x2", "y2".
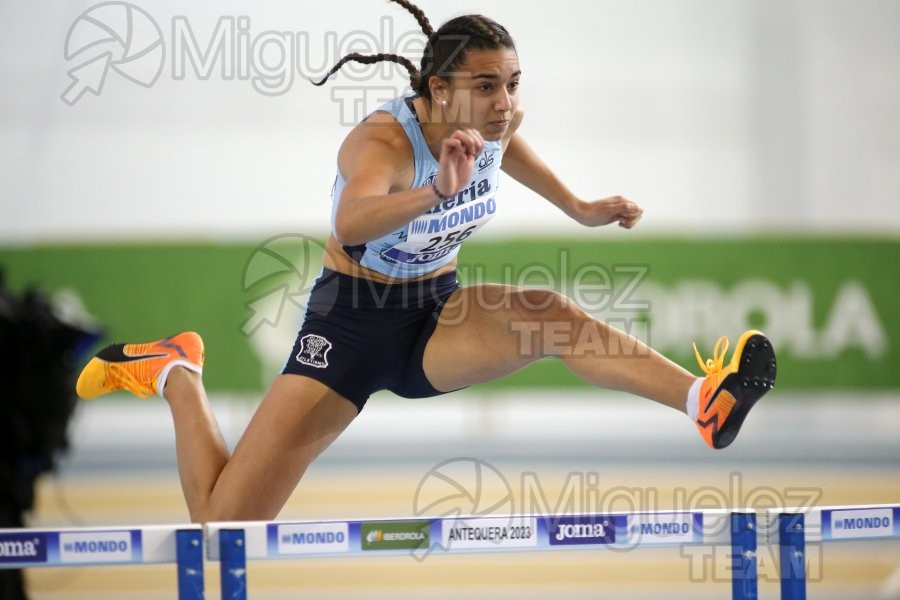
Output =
[{"x1": 441, "y1": 99, "x2": 448, "y2": 109}]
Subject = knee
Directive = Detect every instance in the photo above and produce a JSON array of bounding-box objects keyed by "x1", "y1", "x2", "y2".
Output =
[
  {"x1": 514, "y1": 289, "x2": 586, "y2": 324},
  {"x1": 511, "y1": 290, "x2": 608, "y2": 357}
]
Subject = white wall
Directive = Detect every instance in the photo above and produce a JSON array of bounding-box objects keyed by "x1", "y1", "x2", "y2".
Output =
[{"x1": 2, "y1": 0, "x2": 899, "y2": 243}]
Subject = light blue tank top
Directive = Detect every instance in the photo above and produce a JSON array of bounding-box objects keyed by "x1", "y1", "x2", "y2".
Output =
[{"x1": 332, "y1": 94, "x2": 503, "y2": 279}]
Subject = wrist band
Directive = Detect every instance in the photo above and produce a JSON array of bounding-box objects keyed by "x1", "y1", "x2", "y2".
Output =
[{"x1": 431, "y1": 180, "x2": 455, "y2": 201}]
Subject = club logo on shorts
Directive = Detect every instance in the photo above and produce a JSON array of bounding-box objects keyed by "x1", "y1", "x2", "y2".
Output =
[{"x1": 296, "y1": 334, "x2": 332, "y2": 368}]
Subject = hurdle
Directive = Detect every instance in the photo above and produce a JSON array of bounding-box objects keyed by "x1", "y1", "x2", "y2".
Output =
[
  {"x1": 0, "y1": 524, "x2": 204, "y2": 600},
  {"x1": 4, "y1": 504, "x2": 898, "y2": 598},
  {"x1": 764, "y1": 503, "x2": 900, "y2": 600},
  {"x1": 206, "y1": 509, "x2": 760, "y2": 600}
]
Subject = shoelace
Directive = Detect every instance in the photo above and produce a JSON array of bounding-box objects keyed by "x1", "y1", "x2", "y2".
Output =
[
  {"x1": 109, "y1": 364, "x2": 153, "y2": 399},
  {"x1": 692, "y1": 336, "x2": 729, "y2": 376}
]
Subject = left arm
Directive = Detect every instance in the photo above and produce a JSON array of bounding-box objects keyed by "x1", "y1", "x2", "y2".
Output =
[{"x1": 500, "y1": 120, "x2": 643, "y2": 229}]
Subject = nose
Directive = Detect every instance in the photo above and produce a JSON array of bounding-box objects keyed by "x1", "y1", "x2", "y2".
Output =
[{"x1": 495, "y1": 87, "x2": 512, "y2": 113}]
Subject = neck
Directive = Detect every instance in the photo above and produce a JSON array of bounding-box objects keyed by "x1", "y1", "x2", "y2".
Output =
[{"x1": 412, "y1": 96, "x2": 458, "y2": 161}]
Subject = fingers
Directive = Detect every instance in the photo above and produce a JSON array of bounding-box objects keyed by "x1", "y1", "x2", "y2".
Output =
[
  {"x1": 441, "y1": 136, "x2": 464, "y2": 156},
  {"x1": 577, "y1": 196, "x2": 645, "y2": 228},
  {"x1": 618, "y1": 212, "x2": 643, "y2": 229},
  {"x1": 617, "y1": 201, "x2": 643, "y2": 229},
  {"x1": 448, "y1": 128, "x2": 484, "y2": 158},
  {"x1": 607, "y1": 196, "x2": 641, "y2": 215},
  {"x1": 436, "y1": 129, "x2": 483, "y2": 198},
  {"x1": 603, "y1": 196, "x2": 643, "y2": 229}
]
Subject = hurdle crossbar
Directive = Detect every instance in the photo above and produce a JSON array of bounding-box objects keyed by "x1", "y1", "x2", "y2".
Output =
[
  {"x1": 206, "y1": 509, "x2": 758, "y2": 600},
  {"x1": 6, "y1": 504, "x2": 898, "y2": 599},
  {"x1": 0, "y1": 524, "x2": 204, "y2": 600}
]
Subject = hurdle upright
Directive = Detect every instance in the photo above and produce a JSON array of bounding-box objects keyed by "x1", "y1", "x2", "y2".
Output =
[
  {"x1": 765, "y1": 503, "x2": 900, "y2": 600},
  {"x1": 0, "y1": 524, "x2": 204, "y2": 600}
]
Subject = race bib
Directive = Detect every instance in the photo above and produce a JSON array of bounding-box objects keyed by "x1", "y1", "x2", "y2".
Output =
[{"x1": 381, "y1": 195, "x2": 497, "y2": 265}]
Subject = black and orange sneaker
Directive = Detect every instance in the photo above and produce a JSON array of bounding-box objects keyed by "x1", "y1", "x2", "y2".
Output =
[
  {"x1": 693, "y1": 330, "x2": 776, "y2": 449},
  {"x1": 76, "y1": 332, "x2": 204, "y2": 400}
]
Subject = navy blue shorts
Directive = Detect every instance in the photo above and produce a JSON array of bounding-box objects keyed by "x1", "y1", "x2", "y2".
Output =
[{"x1": 282, "y1": 268, "x2": 461, "y2": 412}]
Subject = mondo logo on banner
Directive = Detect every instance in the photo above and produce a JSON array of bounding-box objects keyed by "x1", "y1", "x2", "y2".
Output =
[
  {"x1": 59, "y1": 530, "x2": 139, "y2": 564},
  {"x1": 271, "y1": 522, "x2": 349, "y2": 555},
  {"x1": 826, "y1": 508, "x2": 896, "y2": 540},
  {"x1": 629, "y1": 513, "x2": 703, "y2": 545},
  {"x1": 0, "y1": 532, "x2": 48, "y2": 564}
]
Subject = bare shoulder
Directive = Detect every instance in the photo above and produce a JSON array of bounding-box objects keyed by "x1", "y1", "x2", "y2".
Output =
[{"x1": 338, "y1": 111, "x2": 415, "y2": 180}]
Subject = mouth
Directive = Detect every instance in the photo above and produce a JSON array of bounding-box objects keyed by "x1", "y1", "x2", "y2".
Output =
[{"x1": 488, "y1": 119, "x2": 511, "y2": 128}]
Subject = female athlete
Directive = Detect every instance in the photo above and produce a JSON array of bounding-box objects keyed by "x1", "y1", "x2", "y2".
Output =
[{"x1": 76, "y1": 0, "x2": 777, "y2": 522}]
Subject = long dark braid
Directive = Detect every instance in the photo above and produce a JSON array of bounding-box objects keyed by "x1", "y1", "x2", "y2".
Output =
[
  {"x1": 388, "y1": 0, "x2": 434, "y2": 37},
  {"x1": 311, "y1": 52, "x2": 419, "y2": 88},
  {"x1": 312, "y1": 0, "x2": 516, "y2": 99}
]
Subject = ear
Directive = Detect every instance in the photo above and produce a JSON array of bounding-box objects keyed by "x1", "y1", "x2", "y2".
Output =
[{"x1": 428, "y1": 76, "x2": 450, "y2": 101}]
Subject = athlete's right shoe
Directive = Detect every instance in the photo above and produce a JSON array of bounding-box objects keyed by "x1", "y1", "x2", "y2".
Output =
[
  {"x1": 76, "y1": 332, "x2": 204, "y2": 400},
  {"x1": 693, "y1": 330, "x2": 777, "y2": 449}
]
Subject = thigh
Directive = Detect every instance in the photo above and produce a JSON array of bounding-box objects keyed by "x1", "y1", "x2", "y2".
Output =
[
  {"x1": 210, "y1": 374, "x2": 358, "y2": 521},
  {"x1": 422, "y1": 284, "x2": 580, "y2": 392}
]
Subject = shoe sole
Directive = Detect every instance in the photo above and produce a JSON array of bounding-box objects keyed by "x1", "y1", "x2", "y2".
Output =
[{"x1": 713, "y1": 332, "x2": 777, "y2": 449}]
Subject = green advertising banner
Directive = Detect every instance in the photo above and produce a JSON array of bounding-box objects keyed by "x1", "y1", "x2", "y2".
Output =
[
  {"x1": 0, "y1": 236, "x2": 896, "y2": 393},
  {"x1": 360, "y1": 520, "x2": 430, "y2": 551}
]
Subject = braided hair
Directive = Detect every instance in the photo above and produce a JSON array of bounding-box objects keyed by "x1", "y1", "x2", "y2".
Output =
[{"x1": 312, "y1": 0, "x2": 516, "y2": 99}]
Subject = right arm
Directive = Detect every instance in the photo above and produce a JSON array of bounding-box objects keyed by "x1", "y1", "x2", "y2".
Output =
[{"x1": 333, "y1": 116, "x2": 484, "y2": 247}]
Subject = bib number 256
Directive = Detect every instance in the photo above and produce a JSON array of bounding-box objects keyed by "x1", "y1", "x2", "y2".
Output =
[{"x1": 419, "y1": 225, "x2": 477, "y2": 252}]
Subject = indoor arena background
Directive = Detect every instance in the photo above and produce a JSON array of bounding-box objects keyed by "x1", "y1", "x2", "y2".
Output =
[{"x1": 1, "y1": 0, "x2": 898, "y2": 598}]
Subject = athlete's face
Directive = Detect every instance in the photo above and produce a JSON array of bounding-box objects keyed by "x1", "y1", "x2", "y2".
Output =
[{"x1": 442, "y1": 48, "x2": 521, "y2": 141}]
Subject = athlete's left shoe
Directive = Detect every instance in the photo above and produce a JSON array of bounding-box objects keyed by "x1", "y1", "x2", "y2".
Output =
[
  {"x1": 76, "y1": 332, "x2": 204, "y2": 400},
  {"x1": 693, "y1": 330, "x2": 777, "y2": 449}
]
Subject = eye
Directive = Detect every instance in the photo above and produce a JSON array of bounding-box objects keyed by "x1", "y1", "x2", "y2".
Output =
[
  {"x1": 478, "y1": 83, "x2": 493, "y2": 93},
  {"x1": 508, "y1": 80, "x2": 520, "y2": 91}
]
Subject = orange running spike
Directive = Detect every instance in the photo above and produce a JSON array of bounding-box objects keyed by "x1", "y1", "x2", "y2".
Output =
[
  {"x1": 692, "y1": 330, "x2": 776, "y2": 449},
  {"x1": 76, "y1": 332, "x2": 204, "y2": 400}
]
